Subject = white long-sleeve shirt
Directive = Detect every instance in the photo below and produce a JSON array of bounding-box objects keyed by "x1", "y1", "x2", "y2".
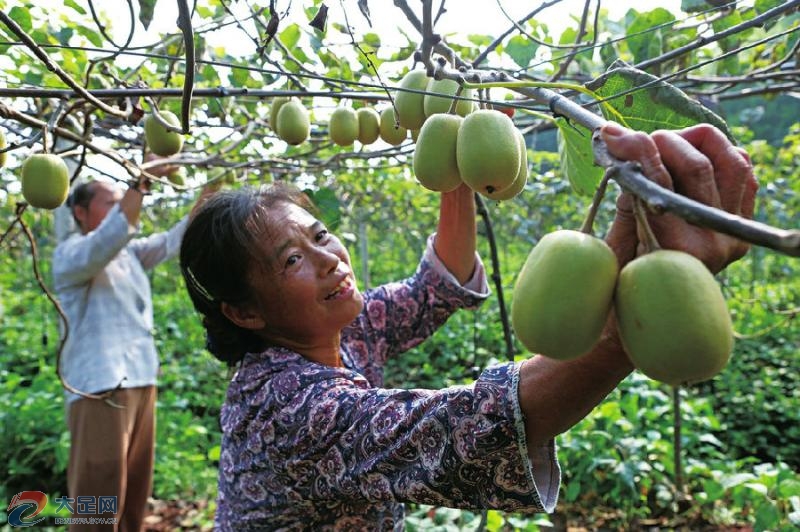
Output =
[{"x1": 52, "y1": 204, "x2": 187, "y2": 405}]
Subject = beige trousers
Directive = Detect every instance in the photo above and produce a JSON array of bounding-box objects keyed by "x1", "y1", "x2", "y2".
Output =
[{"x1": 67, "y1": 386, "x2": 156, "y2": 532}]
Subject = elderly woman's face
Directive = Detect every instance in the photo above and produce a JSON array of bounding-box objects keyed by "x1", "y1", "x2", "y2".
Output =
[{"x1": 247, "y1": 201, "x2": 363, "y2": 346}]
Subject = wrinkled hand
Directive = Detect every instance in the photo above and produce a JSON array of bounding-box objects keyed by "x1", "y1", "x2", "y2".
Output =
[{"x1": 602, "y1": 122, "x2": 758, "y2": 274}]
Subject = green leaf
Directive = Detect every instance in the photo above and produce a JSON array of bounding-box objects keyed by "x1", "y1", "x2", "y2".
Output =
[
  {"x1": 720, "y1": 472, "x2": 757, "y2": 489},
  {"x1": 585, "y1": 60, "x2": 734, "y2": 140},
  {"x1": 466, "y1": 34, "x2": 492, "y2": 47},
  {"x1": 556, "y1": 117, "x2": 603, "y2": 196},
  {"x1": 305, "y1": 187, "x2": 342, "y2": 231},
  {"x1": 505, "y1": 35, "x2": 538, "y2": 69},
  {"x1": 565, "y1": 479, "x2": 581, "y2": 501},
  {"x1": 755, "y1": 0, "x2": 786, "y2": 15},
  {"x1": 9, "y1": 6, "x2": 33, "y2": 32},
  {"x1": 63, "y1": 0, "x2": 87, "y2": 15},
  {"x1": 778, "y1": 479, "x2": 800, "y2": 498},
  {"x1": 625, "y1": 8, "x2": 674, "y2": 64},
  {"x1": 712, "y1": 10, "x2": 744, "y2": 53},
  {"x1": 363, "y1": 32, "x2": 381, "y2": 48},
  {"x1": 23, "y1": 70, "x2": 44, "y2": 86},
  {"x1": 200, "y1": 64, "x2": 220, "y2": 86},
  {"x1": 280, "y1": 24, "x2": 302, "y2": 50},
  {"x1": 138, "y1": 0, "x2": 157, "y2": 31},
  {"x1": 753, "y1": 500, "x2": 781, "y2": 530},
  {"x1": 229, "y1": 65, "x2": 252, "y2": 86},
  {"x1": 207, "y1": 445, "x2": 221, "y2": 461},
  {"x1": 55, "y1": 27, "x2": 74, "y2": 46},
  {"x1": 75, "y1": 25, "x2": 104, "y2": 47}
]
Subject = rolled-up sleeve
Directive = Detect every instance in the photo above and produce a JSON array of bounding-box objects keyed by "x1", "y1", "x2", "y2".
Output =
[{"x1": 345, "y1": 234, "x2": 491, "y2": 369}]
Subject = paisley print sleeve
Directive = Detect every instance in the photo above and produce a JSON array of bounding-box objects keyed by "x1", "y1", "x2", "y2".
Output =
[{"x1": 344, "y1": 234, "x2": 490, "y2": 373}]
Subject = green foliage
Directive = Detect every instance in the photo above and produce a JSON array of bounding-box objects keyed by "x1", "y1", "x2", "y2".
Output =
[
  {"x1": 2, "y1": 1, "x2": 800, "y2": 529},
  {"x1": 588, "y1": 60, "x2": 732, "y2": 138},
  {"x1": 555, "y1": 118, "x2": 602, "y2": 196}
]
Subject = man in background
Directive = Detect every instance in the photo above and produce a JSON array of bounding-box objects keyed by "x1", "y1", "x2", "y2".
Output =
[{"x1": 53, "y1": 163, "x2": 213, "y2": 531}]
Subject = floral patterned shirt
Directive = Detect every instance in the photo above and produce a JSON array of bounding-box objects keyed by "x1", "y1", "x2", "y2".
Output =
[{"x1": 215, "y1": 236, "x2": 560, "y2": 531}]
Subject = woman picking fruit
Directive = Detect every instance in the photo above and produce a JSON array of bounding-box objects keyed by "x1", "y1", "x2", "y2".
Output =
[{"x1": 179, "y1": 122, "x2": 756, "y2": 530}]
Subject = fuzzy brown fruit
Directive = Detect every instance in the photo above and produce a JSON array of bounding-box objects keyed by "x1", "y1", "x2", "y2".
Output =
[
  {"x1": 143, "y1": 111, "x2": 184, "y2": 156},
  {"x1": 511, "y1": 230, "x2": 618, "y2": 360},
  {"x1": 21, "y1": 153, "x2": 70, "y2": 209},
  {"x1": 615, "y1": 250, "x2": 734, "y2": 386}
]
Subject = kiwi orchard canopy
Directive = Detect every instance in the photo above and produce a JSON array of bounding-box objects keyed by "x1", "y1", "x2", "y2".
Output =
[{"x1": 1, "y1": 0, "x2": 799, "y2": 529}]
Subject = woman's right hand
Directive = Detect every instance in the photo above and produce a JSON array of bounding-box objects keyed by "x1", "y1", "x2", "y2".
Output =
[{"x1": 601, "y1": 122, "x2": 758, "y2": 274}]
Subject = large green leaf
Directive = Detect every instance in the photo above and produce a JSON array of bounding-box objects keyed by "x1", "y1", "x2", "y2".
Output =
[
  {"x1": 585, "y1": 60, "x2": 733, "y2": 140},
  {"x1": 556, "y1": 117, "x2": 604, "y2": 196},
  {"x1": 505, "y1": 35, "x2": 538, "y2": 69}
]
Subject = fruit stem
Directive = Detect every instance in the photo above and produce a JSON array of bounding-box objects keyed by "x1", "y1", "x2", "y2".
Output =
[
  {"x1": 633, "y1": 197, "x2": 662, "y2": 252},
  {"x1": 41, "y1": 126, "x2": 49, "y2": 154},
  {"x1": 579, "y1": 168, "x2": 611, "y2": 235},
  {"x1": 448, "y1": 85, "x2": 463, "y2": 115}
]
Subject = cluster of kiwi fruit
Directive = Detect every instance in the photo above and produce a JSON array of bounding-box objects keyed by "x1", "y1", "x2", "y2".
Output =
[
  {"x1": 510, "y1": 226, "x2": 734, "y2": 386},
  {"x1": 391, "y1": 70, "x2": 526, "y2": 200}
]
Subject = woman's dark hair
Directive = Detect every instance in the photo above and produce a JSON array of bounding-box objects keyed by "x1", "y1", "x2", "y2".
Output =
[
  {"x1": 67, "y1": 180, "x2": 99, "y2": 227},
  {"x1": 180, "y1": 182, "x2": 317, "y2": 366}
]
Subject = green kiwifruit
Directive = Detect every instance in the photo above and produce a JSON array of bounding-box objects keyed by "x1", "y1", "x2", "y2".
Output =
[
  {"x1": 394, "y1": 70, "x2": 429, "y2": 130},
  {"x1": 512, "y1": 229, "x2": 619, "y2": 360},
  {"x1": 423, "y1": 78, "x2": 473, "y2": 117},
  {"x1": 356, "y1": 107, "x2": 380, "y2": 145},
  {"x1": 456, "y1": 109, "x2": 520, "y2": 197},
  {"x1": 143, "y1": 110, "x2": 184, "y2": 156},
  {"x1": 269, "y1": 96, "x2": 291, "y2": 131},
  {"x1": 379, "y1": 107, "x2": 407, "y2": 146},
  {"x1": 276, "y1": 99, "x2": 310, "y2": 145},
  {"x1": 329, "y1": 107, "x2": 359, "y2": 146},
  {"x1": 21, "y1": 153, "x2": 70, "y2": 209},
  {"x1": 615, "y1": 249, "x2": 734, "y2": 386},
  {"x1": 412, "y1": 113, "x2": 463, "y2": 192},
  {"x1": 486, "y1": 127, "x2": 528, "y2": 201}
]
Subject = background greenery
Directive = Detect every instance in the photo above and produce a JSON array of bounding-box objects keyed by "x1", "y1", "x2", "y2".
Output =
[{"x1": 2, "y1": 0, "x2": 799, "y2": 530}]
